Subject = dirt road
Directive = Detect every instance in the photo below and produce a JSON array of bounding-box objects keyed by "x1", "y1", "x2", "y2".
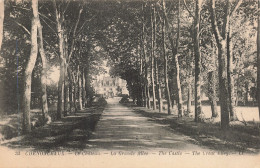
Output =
[{"x1": 87, "y1": 98, "x2": 211, "y2": 152}]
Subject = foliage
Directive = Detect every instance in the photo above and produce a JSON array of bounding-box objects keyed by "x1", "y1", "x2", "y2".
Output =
[{"x1": 0, "y1": 0, "x2": 258, "y2": 131}]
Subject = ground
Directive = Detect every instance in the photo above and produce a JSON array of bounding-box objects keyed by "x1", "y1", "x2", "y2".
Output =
[
  {"x1": 0, "y1": 97, "x2": 259, "y2": 155},
  {"x1": 86, "y1": 98, "x2": 209, "y2": 152}
]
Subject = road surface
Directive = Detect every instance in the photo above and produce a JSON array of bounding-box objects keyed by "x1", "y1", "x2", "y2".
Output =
[{"x1": 86, "y1": 97, "x2": 211, "y2": 152}]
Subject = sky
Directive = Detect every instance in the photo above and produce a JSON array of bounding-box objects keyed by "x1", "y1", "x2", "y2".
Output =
[
  {"x1": 47, "y1": 60, "x2": 109, "y2": 85},
  {"x1": 47, "y1": 66, "x2": 60, "y2": 85}
]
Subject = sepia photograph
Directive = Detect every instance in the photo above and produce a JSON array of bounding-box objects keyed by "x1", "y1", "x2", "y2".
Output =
[{"x1": 0, "y1": 0, "x2": 260, "y2": 167}]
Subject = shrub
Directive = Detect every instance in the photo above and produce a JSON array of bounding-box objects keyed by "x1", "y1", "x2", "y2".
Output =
[
  {"x1": 119, "y1": 97, "x2": 129, "y2": 104},
  {"x1": 97, "y1": 97, "x2": 107, "y2": 106}
]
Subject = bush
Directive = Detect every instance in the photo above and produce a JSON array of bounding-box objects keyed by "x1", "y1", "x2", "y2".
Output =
[
  {"x1": 97, "y1": 97, "x2": 107, "y2": 106},
  {"x1": 119, "y1": 97, "x2": 129, "y2": 104}
]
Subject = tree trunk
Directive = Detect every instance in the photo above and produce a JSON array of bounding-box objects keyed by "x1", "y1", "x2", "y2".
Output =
[
  {"x1": 63, "y1": 34, "x2": 69, "y2": 117},
  {"x1": 194, "y1": 0, "x2": 203, "y2": 122},
  {"x1": 82, "y1": 68, "x2": 86, "y2": 108},
  {"x1": 153, "y1": 6, "x2": 162, "y2": 112},
  {"x1": 210, "y1": 0, "x2": 230, "y2": 129},
  {"x1": 85, "y1": 66, "x2": 90, "y2": 107},
  {"x1": 0, "y1": 0, "x2": 4, "y2": 52},
  {"x1": 150, "y1": 4, "x2": 156, "y2": 110},
  {"x1": 146, "y1": 77, "x2": 151, "y2": 108},
  {"x1": 187, "y1": 81, "x2": 192, "y2": 114},
  {"x1": 155, "y1": 58, "x2": 163, "y2": 112},
  {"x1": 142, "y1": 4, "x2": 150, "y2": 109},
  {"x1": 145, "y1": 41, "x2": 150, "y2": 108},
  {"x1": 72, "y1": 71, "x2": 78, "y2": 113},
  {"x1": 164, "y1": 0, "x2": 183, "y2": 116},
  {"x1": 54, "y1": 1, "x2": 65, "y2": 120},
  {"x1": 144, "y1": 84, "x2": 148, "y2": 108},
  {"x1": 37, "y1": 13, "x2": 50, "y2": 123},
  {"x1": 227, "y1": 29, "x2": 238, "y2": 121},
  {"x1": 22, "y1": 0, "x2": 38, "y2": 133},
  {"x1": 175, "y1": 0, "x2": 183, "y2": 117},
  {"x1": 244, "y1": 83, "x2": 249, "y2": 106},
  {"x1": 78, "y1": 67, "x2": 83, "y2": 110},
  {"x1": 153, "y1": 6, "x2": 161, "y2": 112},
  {"x1": 62, "y1": 7, "x2": 82, "y2": 114},
  {"x1": 218, "y1": 42, "x2": 231, "y2": 128},
  {"x1": 139, "y1": 44, "x2": 145, "y2": 107},
  {"x1": 186, "y1": 50, "x2": 192, "y2": 115},
  {"x1": 174, "y1": 55, "x2": 183, "y2": 117},
  {"x1": 257, "y1": 0, "x2": 260, "y2": 119},
  {"x1": 63, "y1": 68, "x2": 68, "y2": 117},
  {"x1": 57, "y1": 62, "x2": 64, "y2": 119},
  {"x1": 208, "y1": 71, "x2": 218, "y2": 118},
  {"x1": 68, "y1": 69, "x2": 73, "y2": 113},
  {"x1": 162, "y1": 0, "x2": 171, "y2": 114}
]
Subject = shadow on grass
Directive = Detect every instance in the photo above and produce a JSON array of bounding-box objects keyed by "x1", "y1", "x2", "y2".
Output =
[
  {"x1": 126, "y1": 103, "x2": 260, "y2": 154},
  {"x1": 2, "y1": 107, "x2": 104, "y2": 151}
]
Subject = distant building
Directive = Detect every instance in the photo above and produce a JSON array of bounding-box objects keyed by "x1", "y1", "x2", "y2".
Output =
[{"x1": 93, "y1": 76, "x2": 128, "y2": 97}]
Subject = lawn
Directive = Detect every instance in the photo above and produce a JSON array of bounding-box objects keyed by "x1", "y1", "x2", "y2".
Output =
[{"x1": 126, "y1": 102, "x2": 260, "y2": 154}]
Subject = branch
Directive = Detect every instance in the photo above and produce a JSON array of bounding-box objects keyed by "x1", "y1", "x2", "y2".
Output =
[
  {"x1": 210, "y1": 0, "x2": 223, "y2": 44},
  {"x1": 230, "y1": 0, "x2": 243, "y2": 17},
  {"x1": 222, "y1": 0, "x2": 230, "y2": 38},
  {"x1": 76, "y1": 15, "x2": 96, "y2": 37},
  {"x1": 175, "y1": 0, "x2": 180, "y2": 50},
  {"x1": 62, "y1": 0, "x2": 70, "y2": 15},
  {"x1": 42, "y1": 3, "x2": 55, "y2": 21},
  {"x1": 160, "y1": 2, "x2": 171, "y2": 31},
  {"x1": 39, "y1": 12, "x2": 56, "y2": 25},
  {"x1": 183, "y1": 0, "x2": 195, "y2": 19},
  {"x1": 39, "y1": 15, "x2": 58, "y2": 36},
  {"x1": 13, "y1": 20, "x2": 31, "y2": 35},
  {"x1": 68, "y1": 7, "x2": 83, "y2": 62}
]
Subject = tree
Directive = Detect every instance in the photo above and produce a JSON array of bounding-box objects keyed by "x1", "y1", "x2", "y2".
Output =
[
  {"x1": 207, "y1": 41, "x2": 218, "y2": 118},
  {"x1": 227, "y1": 0, "x2": 244, "y2": 121},
  {"x1": 227, "y1": 25, "x2": 238, "y2": 121},
  {"x1": 166, "y1": 0, "x2": 184, "y2": 117},
  {"x1": 53, "y1": 0, "x2": 65, "y2": 119},
  {"x1": 257, "y1": 0, "x2": 260, "y2": 118},
  {"x1": 0, "y1": 0, "x2": 3, "y2": 52},
  {"x1": 78, "y1": 66, "x2": 83, "y2": 110},
  {"x1": 21, "y1": 0, "x2": 38, "y2": 133},
  {"x1": 153, "y1": 6, "x2": 163, "y2": 112},
  {"x1": 37, "y1": 8, "x2": 50, "y2": 123},
  {"x1": 142, "y1": 3, "x2": 151, "y2": 109},
  {"x1": 150, "y1": 3, "x2": 156, "y2": 110},
  {"x1": 210, "y1": 0, "x2": 231, "y2": 129},
  {"x1": 194, "y1": 0, "x2": 203, "y2": 121},
  {"x1": 208, "y1": 70, "x2": 218, "y2": 118},
  {"x1": 162, "y1": 0, "x2": 183, "y2": 117},
  {"x1": 162, "y1": 0, "x2": 172, "y2": 114},
  {"x1": 183, "y1": 0, "x2": 204, "y2": 121}
]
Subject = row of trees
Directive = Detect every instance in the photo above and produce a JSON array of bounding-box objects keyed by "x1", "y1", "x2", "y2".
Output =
[
  {"x1": 0, "y1": 0, "x2": 259, "y2": 133},
  {"x1": 0, "y1": 0, "x2": 109, "y2": 133},
  {"x1": 103, "y1": 0, "x2": 259, "y2": 129}
]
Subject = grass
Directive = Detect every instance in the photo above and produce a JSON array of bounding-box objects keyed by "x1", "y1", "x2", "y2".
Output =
[
  {"x1": 125, "y1": 103, "x2": 260, "y2": 154},
  {"x1": 0, "y1": 106, "x2": 104, "y2": 145}
]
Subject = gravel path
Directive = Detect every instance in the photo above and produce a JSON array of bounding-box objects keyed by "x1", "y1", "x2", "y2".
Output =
[{"x1": 87, "y1": 98, "x2": 211, "y2": 152}]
